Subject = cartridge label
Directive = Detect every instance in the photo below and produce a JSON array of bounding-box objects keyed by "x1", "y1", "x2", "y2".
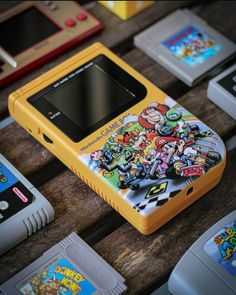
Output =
[
  {"x1": 204, "y1": 220, "x2": 236, "y2": 279},
  {"x1": 162, "y1": 25, "x2": 223, "y2": 67},
  {"x1": 16, "y1": 255, "x2": 98, "y2": 295}
]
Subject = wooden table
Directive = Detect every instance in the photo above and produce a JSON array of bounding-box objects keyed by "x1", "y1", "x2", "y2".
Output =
[{"x1": 0, "y1": 1, "x2": 236, "y2": 294}]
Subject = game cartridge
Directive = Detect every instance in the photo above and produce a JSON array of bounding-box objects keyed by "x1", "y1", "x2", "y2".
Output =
[
  {"x1": 0, "y1": 154, "x2": 54, "y2": 255},
  {"x1": 134, "y1": 9, "x2": 236, "y2": 86},
  {"x1": 0, "y1": 232, "x2": 127, "y2": 294},
  {"x1": 168, "y1": 211, "x2": 236, "y2": 295},
  {"x1": 208, "y1": 64, "x2": 236, "y2": 120}
]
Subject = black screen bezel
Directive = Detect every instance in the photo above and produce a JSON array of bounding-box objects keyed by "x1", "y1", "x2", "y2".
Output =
[{"x1": 28, "y1": 55, "x2": 147, "y2": 142}]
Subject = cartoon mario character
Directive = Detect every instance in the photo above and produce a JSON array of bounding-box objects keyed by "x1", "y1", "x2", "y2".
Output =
[
  {"x1": 155, "y1": 137, "x2": 185, "y2": 164},
  {"x1": 138, "y1": 102, "x2": 170, "y2": 131}
]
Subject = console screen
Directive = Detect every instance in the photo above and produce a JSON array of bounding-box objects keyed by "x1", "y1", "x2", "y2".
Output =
[
  {"x1": 0, "y1": 7, "x2": 61, "y2": 56},
  {"x1": 28, "y1": 55, "x2": 147, "y2": 142}
]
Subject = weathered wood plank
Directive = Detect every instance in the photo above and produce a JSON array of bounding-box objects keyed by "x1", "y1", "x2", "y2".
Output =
[
  {"x1": 178, "y1": 82, "x2": 236, "y2": 139},
  {"x1": 195, "y1": 1, "x2": 236, "y2": 42},
  {"x1": 123, "y1": 49, "x2": 178, "y2": 90},
  {"x1": 0, "y1": 1, "x2": 191, "y2": 116},
  {"x1": 0, "y1": 123, "x2": 53, "y2": 175},
  {"x1": 93, "y1": 148, "x2": 236, "y2": 294}
]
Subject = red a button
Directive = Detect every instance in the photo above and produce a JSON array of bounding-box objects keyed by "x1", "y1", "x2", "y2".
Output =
[
  {"x1": 76, "y1": 12, "x2": 87, "y2": 21},
  {"x1": 65, "y1": 18, "x2": 76, "y2": 27}
]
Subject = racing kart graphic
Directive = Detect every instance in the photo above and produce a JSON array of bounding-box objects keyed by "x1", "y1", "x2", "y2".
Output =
[{"x1": 81, "y1": 99, "x2": 224, "y2": 216}]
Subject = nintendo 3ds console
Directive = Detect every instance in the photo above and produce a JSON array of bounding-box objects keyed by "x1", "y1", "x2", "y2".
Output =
[
  {"x1": 134, "y1": 9, "x2": 236, "y2": 86},
  {"x1": 0, "y1": 154, "x2": 54, "y2": 255},
  {"x1": 8, "y1": 42, "x2": 226, "y2": 235},
  {"x1": 168, "y1": 211, "x2": 236, "y2": 295},
  {"x1": 0, "y1": 232, "x2": 127, "y2": 294},
  {"x1": 0, "y1": 1, "x2": 103, "y2": 88},
  {"x1": 208, "y1": 64, "x2": 236, "y2": 120}
]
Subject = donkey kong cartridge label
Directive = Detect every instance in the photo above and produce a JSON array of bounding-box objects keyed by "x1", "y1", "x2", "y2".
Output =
[
  {"x1": 16, "y1": 255, "x2": 98, "y2": 295},
  {"x1": 79, "y1": 96, "x2": 225, "y2": 217},
  {"x1": 204, "y1": 220, "x2": 236, "y2": 279}
]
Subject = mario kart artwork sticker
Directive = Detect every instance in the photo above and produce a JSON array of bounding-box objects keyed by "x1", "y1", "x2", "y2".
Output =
[{"x1": 79, "y1": 97, "x2": 225, "y2": 216}]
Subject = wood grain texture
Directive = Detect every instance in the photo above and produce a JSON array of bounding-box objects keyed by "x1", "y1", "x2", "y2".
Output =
[
  {"x1": 0, "y1": 123, "x2": 53, "y2": 175},
  {"x1": 123, "y1": 49, "x2": 178, "y2": 90},
  {"x1": 178, "y1": 81, "x2": 236, "y2": 139},
  {"x1": 0, "y1": 1, "x2": 191, "y2": 116},
  {"x1": 94, "y1": 148, "x2": 236, "y2": 294},
  {"x1": 196, "y1": 1, "x2": 236, "y2": 41}
]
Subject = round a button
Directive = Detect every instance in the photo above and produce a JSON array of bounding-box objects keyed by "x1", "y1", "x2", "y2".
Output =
[
  {"x1": 76, "y1": 12, "x2": 88, "y2": 21},
  {"x1": 65, "y1": 19, "x2": 76, "y2": 27}
]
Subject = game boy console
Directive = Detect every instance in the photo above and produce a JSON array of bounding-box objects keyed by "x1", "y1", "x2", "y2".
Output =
[{"x1": 8, "y1": 43, "x2": 226, "y2": 235}]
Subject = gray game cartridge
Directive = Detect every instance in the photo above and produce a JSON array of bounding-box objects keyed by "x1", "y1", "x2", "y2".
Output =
[
  {"x1": 0, "y1": 154, "x2": 54, "y2": 255},
  {"x1": 208, "y1": 64, "x2": 236, "y2": 120},
  {"x1": 168, "y1": 211, "x2": 236, "y2": 295},
  {"x1": 0, "y1": 232, "x2": 127, "y2": 295},
  {"x1": 134, "y1": 9, "x2": 236, "y2": 86}
]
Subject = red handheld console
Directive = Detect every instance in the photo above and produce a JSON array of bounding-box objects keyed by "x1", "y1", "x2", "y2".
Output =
[{"x1": 0, "y1": 1, "x2": 103, "y2": 88}]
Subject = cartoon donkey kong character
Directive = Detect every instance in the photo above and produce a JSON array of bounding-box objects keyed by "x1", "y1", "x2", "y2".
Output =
[{"x1": 138, "y1": 102, "x2": 170, "y2": 131}]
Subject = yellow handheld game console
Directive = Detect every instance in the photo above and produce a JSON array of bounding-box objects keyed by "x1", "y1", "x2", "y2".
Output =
[{"x1": 9, "y1": 43, "x2": 226, "y2": 235}]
